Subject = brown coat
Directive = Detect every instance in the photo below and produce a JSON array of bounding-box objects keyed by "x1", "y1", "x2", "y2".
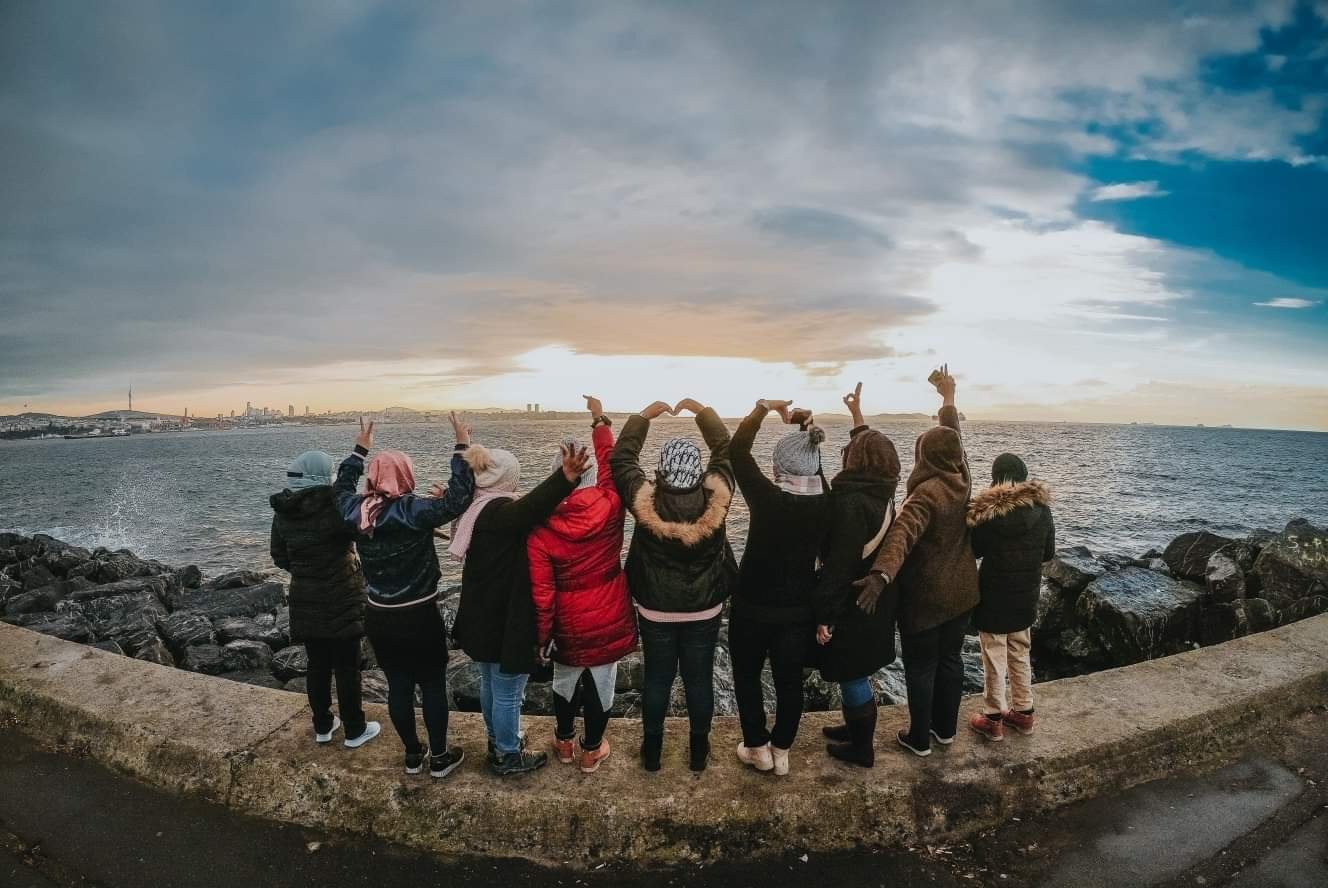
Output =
[{"x1": 871, "y1": 405, "x2": 979, "y2": 635}]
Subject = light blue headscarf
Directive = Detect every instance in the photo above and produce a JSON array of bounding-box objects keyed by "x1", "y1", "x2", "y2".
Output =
[{"x1": 285, "y1": 450, "x2": 334, "y2": 491}]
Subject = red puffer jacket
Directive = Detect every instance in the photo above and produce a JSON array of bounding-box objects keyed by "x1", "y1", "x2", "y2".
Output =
[{"x1": 529, "y1": 423, "x2": 637, "y2": 667}]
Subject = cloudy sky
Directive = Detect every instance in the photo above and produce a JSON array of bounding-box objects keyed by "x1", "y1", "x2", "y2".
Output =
[{"x1": 3, "y1": 1, "x2": 1327, "y2": 428}]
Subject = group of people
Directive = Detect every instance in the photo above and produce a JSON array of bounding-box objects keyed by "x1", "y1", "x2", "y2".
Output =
[{"x1": 269, "y1": 368, "x2": 1056, "y2": 780}]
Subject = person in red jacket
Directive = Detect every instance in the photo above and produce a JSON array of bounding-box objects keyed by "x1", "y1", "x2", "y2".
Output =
[{"x1": 529, "y1": 395, "x2": 637, "y2": 774}]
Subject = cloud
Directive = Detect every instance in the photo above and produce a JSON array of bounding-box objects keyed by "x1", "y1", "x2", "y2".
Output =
[
  {"x1": 1090, "y1": 181, "x2": 1169, "y2": 201},
  {"x1": 1253, "y1": 297, "x2": 1322, "y2": 308}
]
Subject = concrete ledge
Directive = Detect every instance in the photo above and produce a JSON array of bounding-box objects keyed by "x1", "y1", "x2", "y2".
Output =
[{"x1": 2, "y1": 616, "x2": 1327, "y2": 866}]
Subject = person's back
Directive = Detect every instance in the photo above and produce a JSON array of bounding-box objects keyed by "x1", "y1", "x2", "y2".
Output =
[{"x1": 270, "y1": 484, "x2": 364, "y2": 641}]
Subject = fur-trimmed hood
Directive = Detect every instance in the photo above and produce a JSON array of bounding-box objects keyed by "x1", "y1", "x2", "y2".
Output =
[
  {"x1": 967, "y1": 479, "x2": 1052, "y2": 528},
  {"x1": 631, "y1": 473, "x2": 732, "y2": 547}
]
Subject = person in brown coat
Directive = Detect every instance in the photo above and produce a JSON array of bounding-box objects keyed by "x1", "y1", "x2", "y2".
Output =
[{"x1": 854, "y1": 365, "x2": 979, "y2": 757}]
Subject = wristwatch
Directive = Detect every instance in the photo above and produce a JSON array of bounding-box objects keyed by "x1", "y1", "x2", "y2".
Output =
[{"x1": 591, "y1": 414, "x2": 613, "y2": 429}]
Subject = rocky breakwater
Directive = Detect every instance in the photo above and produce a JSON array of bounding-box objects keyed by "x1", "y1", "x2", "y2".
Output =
[
  {"x1": 0, "y1": 531, "x2": 985, "y2": 716},
  {"x1": 1034, "y1": 519, "x2": 1328, "y2": 678}
]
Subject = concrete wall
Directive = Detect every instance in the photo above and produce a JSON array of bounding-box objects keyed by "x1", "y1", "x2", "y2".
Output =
[{"x1": 2, "y1": 616, "x2": 1326, "y2": 866}]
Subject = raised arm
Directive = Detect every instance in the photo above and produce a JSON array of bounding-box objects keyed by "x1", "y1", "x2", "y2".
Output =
[
  {"x1": 477, "y1": 446, "x2": 589, "y2": 534},
  {"x1": 612, "y1": 400, "x2": 669, "y2": 504},
  {"x1": 585, "y1": 395, "x2": 617, "y2": 493},
  {"x1": 333, "y1": 418, "x2": 373, "y2": 528},
  {"x1": 934, "y1": 364, "x2": 961, "y2": 436},
  {"x1": 404, "y1": 447, "x2": 476, "y2": 528},
  {"x1": 675, "y1": 398, "x2": 732, "y2": 484},
  {"x1": 843, "y1": 382, "x2": 867, "y2": 434},
  {"x1": 731, "y1": 401, "x2": 780, "y2": 506}
]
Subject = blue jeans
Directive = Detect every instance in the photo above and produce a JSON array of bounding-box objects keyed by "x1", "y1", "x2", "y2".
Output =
[
  {"x1": 476, "y1": 662, "x2": 528, "y2": 755},
  {"x1": 639, "y1": 614, "x2": 721, "y2": 737},
  {"x1": 840, "y1": 676, "x2": 874, "y2": 708}
]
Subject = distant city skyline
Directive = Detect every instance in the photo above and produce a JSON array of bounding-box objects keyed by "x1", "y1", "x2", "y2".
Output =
[{"x1": 3, "y1": 2, "x2": 1326, "y2": 431}]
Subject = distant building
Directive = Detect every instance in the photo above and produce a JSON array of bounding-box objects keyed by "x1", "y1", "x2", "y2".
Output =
[
  {"x1": 304, "y1": 406, "x2": 310, "y2": 416},
  {"x1": 288, "y1": 405, "x2": 294, "y2": 418},
  {"x1": 534, "y1": 403, "x2": 541, "y2": 413},
  {"x1": 526, "y1": 404, "x2": 533, "y2": 412}
]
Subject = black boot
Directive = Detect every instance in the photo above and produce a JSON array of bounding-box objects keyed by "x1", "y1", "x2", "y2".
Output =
[
  {"x1": 826, "y1": 700, "x2": 877, "y2": 768},
  {"x1": 821, "y1": 723, "x2": 851, "y2": 742},
  {"x1": 688, "y1": 733, "x2": 710, "y2": 772},
  {"x1": 641, "y1": 732, "x2": 663, "y2": 772}
]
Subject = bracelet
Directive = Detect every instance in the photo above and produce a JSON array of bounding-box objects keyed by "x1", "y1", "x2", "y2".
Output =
[{"x1": 591, "y1": 415, "x2": 612, "y2": 429}]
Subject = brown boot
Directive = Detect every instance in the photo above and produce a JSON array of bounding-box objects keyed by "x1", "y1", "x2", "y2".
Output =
[{"x1": 826, "y1": 700, "x2": 877, "y2": 767}]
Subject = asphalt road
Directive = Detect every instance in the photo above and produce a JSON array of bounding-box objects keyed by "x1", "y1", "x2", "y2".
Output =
[{"x1": 2, "y1": 708, "x2": 1325, "y2": 887}]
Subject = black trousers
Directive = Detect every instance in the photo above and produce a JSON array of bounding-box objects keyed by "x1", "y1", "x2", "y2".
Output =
[
  {"x1": 370, "y1": 635, "x2": 450, "y2": 756},
  {"x1": 639, "y1": 614, "x2": 721, "y2": 737},
  {"x1": 900, "y1": 610, "x2": 971, "y2": 749},
  {"x1": 553, "y1": 669, "x2": 610, "y2": 749},
  {"x1": 729, "y1": 616, "x2": 808, "y2": 750},
  {"x1": 303, "y1": 636, "x2": 366, "y2": 738}
]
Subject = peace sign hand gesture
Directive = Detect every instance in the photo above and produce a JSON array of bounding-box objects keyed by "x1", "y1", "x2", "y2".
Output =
[{"x1": 355, "y1": 417, "x2": 375, "y2": 452}]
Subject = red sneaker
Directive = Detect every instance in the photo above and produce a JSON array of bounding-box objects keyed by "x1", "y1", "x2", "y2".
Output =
[
  {"x1": 968, "y1": 712, "x2": 1004, "y2": 741},
  {"x1": 552, "y1": 736, "x2": 576, "y2": 764},
  {"x1": 1002, "y1": 709, "x2": 1036, "y2": 735}
]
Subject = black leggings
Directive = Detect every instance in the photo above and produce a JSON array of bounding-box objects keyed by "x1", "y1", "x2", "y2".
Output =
[
  {"x1": 553, "y1": 669, "x2": 610, "y2": 750},
  {"x1": 370, "y1": 635, "x2": 450, "y2": 755}
]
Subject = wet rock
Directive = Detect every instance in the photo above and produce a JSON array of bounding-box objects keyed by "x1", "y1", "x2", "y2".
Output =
[
  {"x1": 362, "y1": 668, "x2": 389, "y2": 704},
  {"x1": 271, "y1": 608, "x2": 291, "y2": 649},
  {"x1": 0, "y1": 573, "x2": 20, "y2": 603},
  {"x1": 1032, "y1": 579, "x2": 1104, "y2": 668},
  {"x1": 608, "y1": 690, "x2": 642, "y2": 718},
  {"x1": 359, "y1": 640, "x2": 378, "y2": 671},
  {"x1": 1198, "y1": 601, "x2": 1248, "y2": 646},
  {"x1": 437, "y1": 590, "x2": 462, "y2": 629},
  {"x1": 283, "y1": 677, "x2": 308, "y2": 694},
  {"x1": 12, "y1": 612, "x2": 94, "y2": 643},
  {"x1": 171, "y1": 581, "x2": 285, "y2": 620},
  {"x1": 961, "y1": 635, "x2": 986, "y2": 693},
  {"x1": 872, "y1": 661, "x2": 908, "y2": 705},
  {"x1": 92, "y1": 552, "x2": 157, "y2": 583},
  {"x1": 712, "y1": 644, "x2": 737, "y2": 716},
  {"x1": 19, "y1": 562, "x2": 58, "y2": 590},
  {"x1": 1042, "y1": 547, "x2": 1107, "y2": 594},
  {"x1": 61, "y1": 591, "x2": 167, "y2": 645},
  {"x1": 157, "y1": 611, "x2": 216, "y2": 653},
  {"x1": 1242, "y1": 597, "x2": 1278, "y2": 632},
  {"x1": 214, "y1": 615, "x2": 286, "y2": 649},
  {"x1": 68, "y1": 576, "x2": 170, "y2": 603},
  {"x1": 4, "y1": 586, "x2": 66, "y2": 617},
  {"x1": 522, "y1": 682, "x2": 555, "y2": 716},
  {"x1": 1252, "y1": 520, "x2": 1328, "y2": 612},
  {"x1": 1281, "y1": 592, "x2": 1328, "y2": 624},
  {"x1": 1098, "y1": 553, "x2": 1136, "y2": 570},
  {"x1": 228, "y1": 670, "x2": 285, "y2": 690},
  {"x1": 41, "y1": 545, "x2": 93, "y2": 577},
  {"x1": 615, "y1": 652, "x2": 645, "y2": 693},
  {"x1": 180, "y1": 643, "x2": 227, "y2": 674},
  {"x1": 1162, "y1": 531, "x2": 1236, "y2": 582},
  {"x1": 803, "y1": 671, "x2": 842, "y2": 711},
  {"x1": 447, "y1": 653, "x2": 482, "y2": 711},
  {"x1": 1143, "y1": 558, "x2": 1171, "y2": 576},
  {"x1": 133, "y1": 637, "x2": 175, "y2": 667},
  {"x1": 173, "y1": 565, "x2": 203, "y2": 589},
  {"x1": 1077, "y1": 567, "x2": 1202, "y2": 663},
  {"x1": 91, "y1": 639, "x2": 126, "y2": 656},
  {"x1": 221, "y1": 639, "x2": 273, "y2": 673},
  {"x1": 203, "y1": 569, "x2": 271, "y2": 590},
  {"x1": 1204, "y1": 552, "x2": 1247, "y2": 605},
  {"x1": 271, "y1": 644, "x2": 309, "y2": 681}
]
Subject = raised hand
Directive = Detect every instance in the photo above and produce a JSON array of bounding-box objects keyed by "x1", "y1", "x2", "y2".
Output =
[
  {"x1": 448, "y1": 410, "x2": 471, "y2": 446},
  {"x1": 355, "y1": 417, "x2": 375, "y2": 451},
  {"x1": 673, "y1": 398, "x2": 705, "y2": 416},
  {"x1": 560, "y1": 444, "x2": 592, "y2": 482},
  {"x1": 759, "y1": 398, "x2": 794, "y2": 424},
  {"x1": 640, "y1": 400, "x2": 672, "y2": 420},
  {"x1": 843, "y1": 382, "x2": 864, "y2": 425},
  {"x1": 851, "y1": 572, "x2": 886, "y2": 615},
  {"x1": 933, "y1": 363, "x2": 956, "y2": 405},
  {"x1": 584, "y1": 394, "x2": 604, "y2": 418}
]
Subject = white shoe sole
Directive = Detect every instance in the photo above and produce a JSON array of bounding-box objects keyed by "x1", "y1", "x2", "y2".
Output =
[
  {"x1": 930, "y1": 730, "x2": 956, "y2": 746},
  {"x1": 430, "y1": 749, "x2": 465, "y2": 779},
  {"x1": 405, "y1": 745, "x2": 431, "y2": 774},
  {"x1": 896, "y1": 735, "x2": 932, "y2": 757},
  {"x1": 315, "y1": 716, "x2": 341, "y2": 744},
  {"x1": 344, "y1": 721, "x2": 381, "y2": 749}
]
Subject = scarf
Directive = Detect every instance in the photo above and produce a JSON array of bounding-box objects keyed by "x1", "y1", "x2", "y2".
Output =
[
  {"x1": 657, "y1": 437, "x2": 703, "y2": 490},
  {"x1": 775, "y1": 473, "x2": 824, "y2": 496},
  {"x1": 449, "y1": 445, "x2": 521, "y2": 561},
  {"x1": 359, "y1": 450, "x2": 415, "y2": 535},
  {"x1": 285, "y1": 450, "x2": 333, "y2": 491}
]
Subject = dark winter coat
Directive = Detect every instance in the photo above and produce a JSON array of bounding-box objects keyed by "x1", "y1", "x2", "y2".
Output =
[
  {"x1": 968, "y1": 480, "x2": 1056, "y2": 634},
  {"x1": 451, "y1": 470, "x2": 577, "y2": 675},
  {"x1": 731, "y1": 404, "x2": 830, "y2": 624},
  {"x1": 529, "y1": 423, "x2": 636, "y2": 668},
  {"x1": 611, "y1": 408, "x2": 738, "y2": 615},
  {"x1": 813, "y1": 470, "x2": 899, "y2": 683},
  {"x1": 269, "y1": 485, "x2": 365, "y2": 642},
  {"x1": 872, "y1": 405, "x2": 980, "y2": 636}
]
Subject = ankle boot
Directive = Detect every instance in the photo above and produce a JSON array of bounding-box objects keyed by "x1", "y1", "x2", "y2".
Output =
[
  {"x1": 826, "y1": 699, "x2": 877, "y2": 767},
  {"x1": 688, "y1": 733, "x2": 710, "y2": 772},
  {"x1": 641, "y1": 732, "x2": 663, "y2": 772},
  {"x1": 821, "y1": 722, "x2": 851, "y2": 743}
]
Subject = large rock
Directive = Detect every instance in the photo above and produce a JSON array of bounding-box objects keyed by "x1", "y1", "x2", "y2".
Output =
[
  {"x1": 18, "y1": 561, "x2": 59, "y2": 590},
  {"x1": 1281, "y1": 593, "x2": 1328, "y2": 624},
  {"x1": 1042, "y1": 547, "x2": 1108, "y2": 594},
  {"x1": 1243, "y1": 598, "x2": 1279, "y2": 633},
  {"x1": 3, "y1": 586, "x2": 66, "y2": 617},
  {"x1": 172, "y1": 565, "x2": 203, "y2": 589},
  {"x1": 170, "y1": 581, "x2": 285, "y2": 620},
  {"x1": 362, "y1": 668, "x2": 390, "y2": 704},
  {"x1": 1204, "y1": 552, "x2": 1247, "y2": 605},
  {"x1": 157, "y1": 611, "x2": 216, "y2": 654},
  {"x1": 447, "y1": 653, "x2": 483, "y2": 711},
  {"x1": 0, "y1": 573, "x2": 20, "y2": 604},
  {"x1": 180, "y1": 643, "x2": 227, "y2": 674},
  {"x1": 221, "y1": 639, "x2": 273, "y2": 673},
  {"x1": 1076, "y1": 567, "x2": 1202, "y2": 663},
  {"x1": 1252, "y1": 520, "x2": 1328, "y2": 612},
  {"x1": 68, "y1": 575, "x2": 170, "y2": 603},
  {"x1": 10, "y1": 611, "x2": 94, "y2": 643},
  {"x1": 90, "y1": 551, "x2": 157, "y2": 584},
  {"x1": 41, "y1": 545, "x2": 93, "y2": 577},
  {"x1": 59, "y1": 591, "x2": 167, "y2": 647},
  {"x1": 91, "y1": 640, "x2": 125, "y2": 656},
  {"x1": 228, "y1": 670, "x2": 285, "y2": 690},
  {"x1": 203, "y1": 569, "x2": 271, "y2": 590},
  {"x1": 615, "y1": 652, "x2": 645, "y2": 693},
  {"x1": 1032, "y1": 578, "x2": 1104, "y2": 668},
  {"x1": 271, "y1": 644, "x2": 309, "y2": 681},
  {"x1": 1198, "y1": 601, "x2": 1249, "y2": 646},
  {"x1": 214, "y1": 615, "x2": 286, "y2": 649},
  {"x1": 1162, "y1": 532, "x2": 1236, "y2": 582}
]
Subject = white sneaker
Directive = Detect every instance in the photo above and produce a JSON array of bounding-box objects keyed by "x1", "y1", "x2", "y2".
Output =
[
  {"x1": 344, "y1": 720, "x2": 381, "y2": 749},
  {"x1": 315, "y1": 715, "x2": 341, "y2": 744},
  {"x1": 771, "y1": 745, "x2": 790, "y2": 777},
  {"x1": 736, "y1": 742, "x2": 774, "y2": 772}
]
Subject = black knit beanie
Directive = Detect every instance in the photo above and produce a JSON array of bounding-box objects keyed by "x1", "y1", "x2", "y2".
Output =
[{"x1": 992, "y1": 452, "x2": 1028, "y2": 484}]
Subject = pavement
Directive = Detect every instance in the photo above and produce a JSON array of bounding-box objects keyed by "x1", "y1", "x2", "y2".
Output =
[{"x1": 2, "y1": 707, "x2": 1325, "y2": 888}]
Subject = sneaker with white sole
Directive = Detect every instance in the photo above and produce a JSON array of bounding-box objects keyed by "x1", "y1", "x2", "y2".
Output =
[
  {"x1": 770, "y1": 745, "x2": 790, "y2": 777},
  {"x1": 736, "y1": 742, "x2": 774, "y2": 772},
  {"x1": 315, "y1": 715, "x2": 341, "y2": 744},
  {"x1": 343, "y1": 721, "x2": 381, "y2": 749},
  {"x1": 896, "y1": 731, "x2": 932, "y2": 757},
  {"x1": 430, "y1": 747, "x2": 465, "y2": 779},
  {"x1": 930, "y1": 728, "x2": 956, "y2": 746},
  {"x1": 405, "y1": 744, "x2": 430, "y2": 775}
]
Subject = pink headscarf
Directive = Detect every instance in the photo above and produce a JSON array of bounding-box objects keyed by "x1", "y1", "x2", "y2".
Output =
[{"x1": 359, "y1": 450, "x2": 415, "y2": 535}]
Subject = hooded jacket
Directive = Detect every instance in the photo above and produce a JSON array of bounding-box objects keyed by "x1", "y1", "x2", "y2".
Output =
[
  {"x1": 269, "y1": 485, "x2": 366, "y2": 641},
  {"x1": 871, "y1": 405, "x2": 980, "y2": 635},
  {"x1": 731, "y1": 403, "x2": 830, "y2": 624},
  {"x1": 611, "y1": 407, "x2": 738, "y2": 616},
  {"x1": 968, "y1": 480, "x2": 1055, "y2": 633},
  {"x1": 528, "y1": 423, "x2": 636, "y2": 667}
]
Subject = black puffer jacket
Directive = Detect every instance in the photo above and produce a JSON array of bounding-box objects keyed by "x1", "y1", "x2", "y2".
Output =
[
  {"x1": 812, "y1": 472, "x2": 898, "y2": 683},
  {"x1": 270, "y1": 486, "x2": 365, "y2": 641},
  {"x1": 968, "y1": 480, "x2": 1055, "y2": 634},
  {"x1": 611, "y1": 408, "x2": 738, "y2": 615}
]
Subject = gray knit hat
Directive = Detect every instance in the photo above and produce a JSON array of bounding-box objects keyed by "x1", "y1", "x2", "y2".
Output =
[{"x1": 772, "y1": 428, "x2": 824, "y2": 479}]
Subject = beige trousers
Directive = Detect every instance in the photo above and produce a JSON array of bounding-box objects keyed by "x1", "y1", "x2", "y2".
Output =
[{"x1": 979, "y1": 630, "x2": 1033, "y2": 715}]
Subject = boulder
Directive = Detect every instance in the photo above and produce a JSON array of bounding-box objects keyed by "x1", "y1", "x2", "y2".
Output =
[
  {"x1": 1142, "y1": 558, "x2": 1172, "y2": 576},
  {"x1": 221, "y1": 639, "x2": 273, "y2": 673},
  {"x1": 157, "y1": 611, "x2": 216, "y2": 654},
  {"x1": 1162, "y1": 531, "x2": 1236, "y2": 582},
  {"x1": 60, "y1": 591, "x2": 167, "y2": 645},
  {"x1": 608, "y1": 690, "x2": 642, "y2": 718},
  {"x1": 271, "y1": 644, "x2": 309, "y2": 681},
  {"x1": 41, "y1": 545, "x2": 93, "y2": 577},
  {"x1": 203, "y1": 569, "x2": 271, "y2": 590},
  {"x1": 872, "y1": 661, "x2": 908, "y2": 705},
  {"x1": 180, "y1": 644, "x2": 227, "y2": 674},
  {"x1": 68, "y1": 576, "x2": 170, "y2": 603},
  {"x1": 1281, "y1": 592, "x2": 1328, "y2": 624},
  {"x1": 961, "y1": 634, "x2": 987, "y2": 693},
  {"x1": 283, "y1": 677, "x2": 308, "y2": 694},
  {"x1": 91, "y1": 639, "x2": 126, "y2": 656},
  {"x1": 173, "y1": 565, "x2": 203, "y2": 589},
  {"x1": 1042, "y1": 547, "x2": 1107, "y2": 594},
  {"x1": 1198, "y1": 601, "x2": 1248, "y2": 646},
  {"x1": 615, "y1": 652, "x2": 645, "y2": 693},
  {"x1": 446, "y1": 653, "x2": 483, "y2": 711},
  {"x1": 522, "y1": 682, "x2": 556, "y2": 716},
  {"x1": 18, "y1": 561, "x2": 58, "y2": 590},
  {"x1": 1076, "y1": 567, "x2": 1203, "y2": 664},
  {"x1": 1204, "y1": 552, "x2": 1247, "y2": 605},
  {"x1": 437, "y1": 591, "x2": 462, "y2": 630},
  {"x1": 1098, "y1": 553, "x2": 1136, "y2": 570},
  {"x1": 1252, "y1": 520, "x2": 1328, "y2": 612},
  {"x1": 0, "y1": 573, "x2": 20, "y2": 603},
  {"x1": 4, "y1": 586, "x2": 66, "y2": 617},
  {"x1": 214, "y1": 615, "x2": 286, "y2": 648},
  {"x1": 711, "y1": 644, "x2": 737, "y2": 716},
  {"x1": 11, "y1": 612, "x2": 94, "y2": 643},
  {"x1": 362, "y1": 668, "x2": 390, "y2": 704},
  {"x1": 171, "y1": 581, "x2": 285, "y2": 620},
  {"x1": 228, "y1": 670, "x2": 285, "y2": 690},
  {"x1": 1243, "y1": 598, "x2": 1279, "y2": 632},
  {"x1": 134, "y1": 637, "x2": 175, "y2": 667},
  {"x1": 271, "y1": 608, "x2": 291, "y2": 649},
  {"x1": 802, "y1": 671, "x2": 842, "y2": 711},
  {"x1": 92, "y1": 552, "x2": 156, "y2": 583},
  {"x1": 1031, "y1": 578, "x2": 1104, "y2": 668}
]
